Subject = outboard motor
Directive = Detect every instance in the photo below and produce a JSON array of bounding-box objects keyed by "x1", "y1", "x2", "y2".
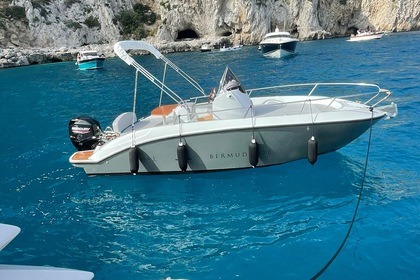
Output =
[{"x1": 68, "y1": 116, "x2": 101, "y2": 151}]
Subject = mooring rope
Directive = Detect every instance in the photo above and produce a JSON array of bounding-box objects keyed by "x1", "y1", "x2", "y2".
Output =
[
  {"x1": 309, "y1": 99, "x2": 316, "y2": 135},
  {"x1": 311, "y1": 107, "x2": 375, "y2": 279},
  {"x1": 131, "y1": 70, "x2": 139, "y2": 148},
  {"x1": 250, "y1": 105, "x2": 255, "y2": 140}
]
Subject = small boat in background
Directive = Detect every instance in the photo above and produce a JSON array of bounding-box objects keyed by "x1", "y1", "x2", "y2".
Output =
[
  {"x1": 219, "y1": 44, "x2": 243, "y2": 52},
  {"x1": 0, "y1": 223, "x2": 94, "y2": 280},
  {"x1": 259, "y1": 27, "x2": 298, "y2": 58},
  {"x1": 348, "y1": 30, "x2": 384, "y2": 42},
  {"x1": 76, "y1": 50, "x2": 105, "y2": 70},
  {"x1": 200, "y1": 44, "x2": 212, "y2": 52}
]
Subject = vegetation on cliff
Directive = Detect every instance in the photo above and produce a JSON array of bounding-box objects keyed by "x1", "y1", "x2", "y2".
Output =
[{"x1": 115, "y1": 3, "x2": 157, "y2": 39}]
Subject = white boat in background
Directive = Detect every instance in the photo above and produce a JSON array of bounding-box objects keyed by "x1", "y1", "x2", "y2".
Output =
[
  {"x1": 348, "y1": 31, "x2": 384, "y2": 42},
  {"x1": 76, "y1": 50, "x2": 105, "y2": 70},
  {"x1": 219, "y1": 44, "x2": 243, "y2": 52},
  {"x1": 200, "y1": 44, "x2": 211, "y2": 52},
  {"x1": 0, "y1": 224, "x2": 94, "y2": 280},
  {"x1": 259, "y1": 27, "x2": 298, "y2": 58},
  {"x1": 68, "y1": 40, "x2": 397, "y2": 175}
]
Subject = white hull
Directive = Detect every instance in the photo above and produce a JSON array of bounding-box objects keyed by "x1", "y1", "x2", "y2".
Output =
[
  {"x1": 348, "y1": 32, "x2": 384, "y2": 42},
  {"x1": 0, "y1": 224, "x2": 94, "y2": 280},
  {"x1": 0, "y1": 265, "x2": 94, "y2": 280},
  {"x1": 73, "y1": 119, "x2": 381, "y2": 175},
  {"x1": 219, "y1": 45, "x2": 242, "y2": 52},
  {"x1": 262, "y1": 48, "x2": 295, "y2": 58},
  {"x1": 70, "y1": 95, "x2": 394, "y2": 175}
]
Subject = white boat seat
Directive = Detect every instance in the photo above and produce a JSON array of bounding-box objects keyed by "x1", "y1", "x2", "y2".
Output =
[{"x1": 112, "y1": 112, "x2": 137, "y2": 133}]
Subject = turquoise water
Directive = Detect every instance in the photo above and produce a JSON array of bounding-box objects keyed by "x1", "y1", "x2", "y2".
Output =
[{"x1": 1, "y1": 32, "x2": 419, "y2": 279}]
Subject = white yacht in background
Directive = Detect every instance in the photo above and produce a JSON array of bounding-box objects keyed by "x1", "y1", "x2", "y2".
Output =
[{"x1": 259, "y1": 27, "x2": 299, "y2": 58}]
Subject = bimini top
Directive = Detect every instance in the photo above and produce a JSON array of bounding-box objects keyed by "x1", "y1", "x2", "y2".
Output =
[
  {"x1": 113, "y1": 41, "x2": 206, "y2": 99},
  {"x1": 114, "y1": 41, "x2": 164, "y2": 66}
]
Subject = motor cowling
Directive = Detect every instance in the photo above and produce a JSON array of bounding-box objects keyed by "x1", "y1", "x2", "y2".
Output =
[{"x1": 68, "y1": 116, "x2": 101, "y2": 151}]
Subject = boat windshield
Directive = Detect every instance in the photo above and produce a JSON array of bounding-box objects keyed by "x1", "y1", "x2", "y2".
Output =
[
  {"x1": 217, "y1": 67, "x2": 246, "y2": 94},
  {"x1": 266, "y1": 33, "x2": 291, "y2": 39}
]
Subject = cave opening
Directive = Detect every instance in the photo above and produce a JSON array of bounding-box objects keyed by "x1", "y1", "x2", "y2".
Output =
[
  {"x1": 221, "y1": 31, "x2": 232, "y2": 37},
  {"x1": 176, "y1": 29, "x2": 199, "y2": 40}
]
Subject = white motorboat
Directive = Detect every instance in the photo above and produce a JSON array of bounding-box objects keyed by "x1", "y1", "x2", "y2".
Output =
[
  {"x1": 348, "y1": 31, "x2": 384, "y2": 42},
  {"x1": 200, "y1": 44, "x2": 211, "y2": 52},
  {"x1": 0, "y1": 224, "x2": 94, "y2": 280},
  {"x1": 68, "y1": 40, "x2": 397, "y2": 175},
  {"x1": 259, "y1": 27, "x2": 299, "y2": 58},
  {"x1": 219, "y1": 44, "x2": 243, "y2": 52}
]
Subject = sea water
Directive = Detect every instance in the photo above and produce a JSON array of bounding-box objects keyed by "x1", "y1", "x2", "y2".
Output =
[{"x1": 0, "y1": 31, "x2": 419, "y2": 279}]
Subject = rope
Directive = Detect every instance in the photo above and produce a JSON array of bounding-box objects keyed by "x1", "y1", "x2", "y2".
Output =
[
  {"x1": 311, "y1": 107, "x2": 374, "y2": 279},
  {"x1": 178, "y1": 115, "x2": 182, "y2": 143},
  {"x1": 250, "y1": 105, "x2": 255, "y2": 139},
  {"x1": 131, "y1": 70, "x2": 139, "y2": 148},
  {"x1": 309, "y1": 99, "x2": 316, "y2": 136}
]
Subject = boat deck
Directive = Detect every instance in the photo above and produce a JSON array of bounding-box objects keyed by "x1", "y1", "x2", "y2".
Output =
[
  {"x1": 70, "y1": 150, "x2": 94, "y2": 161},
  {"x1": 130, "y1": 96, "x2": 352, "y2": 132}
]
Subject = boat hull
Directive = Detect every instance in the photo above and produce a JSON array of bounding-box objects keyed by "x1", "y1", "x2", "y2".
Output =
[
  {"x1": 260, "y1": 41, "x2": 297, "y2": 58},
  {"x1": 71, "y1": 117, "x2": 381, "y2": 175},
  {"x1": 219, "y1": 45, "x2": 242, "y2": 52},
  {"x1": 348, "y1": 33, "x2": 384, "y2": 42},
  {"x1": 77, "y1": 58, "x2": 105, "y2": 70}
]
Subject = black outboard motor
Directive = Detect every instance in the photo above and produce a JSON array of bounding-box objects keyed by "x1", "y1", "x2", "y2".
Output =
[{"x1": 68, "y1": 116, "x2": 102, "y2": 151}]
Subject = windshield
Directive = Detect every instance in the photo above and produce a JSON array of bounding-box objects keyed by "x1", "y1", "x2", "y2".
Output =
[{"x1": 217, "y1": 67, "x2": 246, "y2": 94}]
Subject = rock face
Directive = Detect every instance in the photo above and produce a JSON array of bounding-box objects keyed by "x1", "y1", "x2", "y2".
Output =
[{"x1": 0, "y1": 0, "x2": 419, "y2": 67}]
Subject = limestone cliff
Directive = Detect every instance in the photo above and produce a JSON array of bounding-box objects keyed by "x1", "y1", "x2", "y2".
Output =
[{"x1": 0, "y1": 0, "x2": 419, "y2": 49}]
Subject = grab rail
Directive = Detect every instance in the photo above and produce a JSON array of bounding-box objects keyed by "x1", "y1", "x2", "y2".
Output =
[{"x1": 246, "y1": 82, "x2": 392, "y2": 108}]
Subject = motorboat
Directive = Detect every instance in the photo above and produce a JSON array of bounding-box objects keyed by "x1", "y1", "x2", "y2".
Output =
[
  {"x1": 0, "y1": 223, "x2": 94, "y2": 280},
  {"x1": 200, "y1": 44, "x2": 212, "y2": 52},
  {"x1": 219, "y1": 44, "x2": 243, "y2": 52},
  {"x1": 259, "y1": 27, "x2": 298, "y2": 58},
  {"x1": 348, "y1": 31, "x2": 384, "y2": 42},
  {"x1": 76, "y1": 50, "x2": 105, "y2": 70},
  {"x1": 68, "y1": 40, "x2": 397, "y2": 175}
]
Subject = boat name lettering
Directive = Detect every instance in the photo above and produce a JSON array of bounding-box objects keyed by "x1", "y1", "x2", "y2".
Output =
[
  {"x1": 210, "y1": 152, "x2": 248, "y2": 159},
  {"x1": 209, "y1": 149, "x2": 272, "y2": 160}
]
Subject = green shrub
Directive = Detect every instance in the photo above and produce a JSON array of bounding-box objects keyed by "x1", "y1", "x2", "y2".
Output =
[
  {"x1": 118, "y1": 9, "x2": 139, "y2": 35},
  {"x1": 64, "y1": 0, "x2": 80, "y2": 8},
  {"x1": 65, "y1": 20, "x2": 82, "y2": 31},
  {"x1": 32, "y1": 0, "x2": 52, "y2": 9},
  {"x1": 116, "y1": 3, "x2": 156, "y2": 39},
  {"x1": 5, "y1": 6, "x2": 26, "y2": 20},
  {"x1": 84, "y1": 15, "x2": 100, "y2": 28},
  {"x1": 133, "y1": 3, "x2": 157, "y2": 25}
]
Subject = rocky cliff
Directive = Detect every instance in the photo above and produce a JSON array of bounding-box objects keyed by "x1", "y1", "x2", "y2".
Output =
[{"x1": 0, "y1": 0, "x2": 419, "y2": 67}]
